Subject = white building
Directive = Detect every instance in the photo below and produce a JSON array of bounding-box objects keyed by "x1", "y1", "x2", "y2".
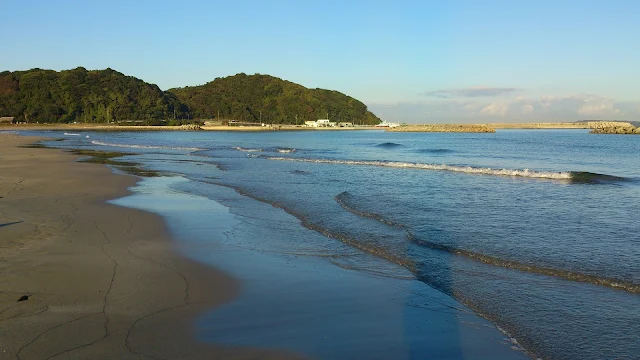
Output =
[
  {"x1": 375, "y1": 121, "x2": 400, "y2": 128},
  {"x1": 305, "y1": 119, "x2": 337, "y2": 127}
]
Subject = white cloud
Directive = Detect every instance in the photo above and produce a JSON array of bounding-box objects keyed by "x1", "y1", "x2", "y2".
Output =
[
  {"x1": 367, "y1": 94, "x2": 640, "y2": 123},
  {"x1": 480, "y1": 103, "x2": 509, "y2": 116},
  {"x1": 577, "y1": 103, "x2": 612, "y2": 115},
  {"x1": 422, "y1": 87, "x2": 520, "y2": 98}
]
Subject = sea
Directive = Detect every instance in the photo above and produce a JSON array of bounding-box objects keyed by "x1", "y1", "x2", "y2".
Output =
[{"x1": 10, "y1": 129, "x2": 640, "y2": 360}]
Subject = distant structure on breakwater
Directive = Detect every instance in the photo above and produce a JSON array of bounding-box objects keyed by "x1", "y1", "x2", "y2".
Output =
[{"x1": 375, "y1": 121, "x2": 400, "y2": 128}]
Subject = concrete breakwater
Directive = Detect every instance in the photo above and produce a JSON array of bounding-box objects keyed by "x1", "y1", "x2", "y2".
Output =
[
  {"x1": 387, "y1": 124, "x2": 496, "y2": 133},
  {"x1": 589, "y1": 122, "x2": 640, "y2": 134}
]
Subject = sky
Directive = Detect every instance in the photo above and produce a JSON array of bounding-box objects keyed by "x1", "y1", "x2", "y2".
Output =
[{"x1": 2, "y1": 0, "x2": 639, "y2": 123}]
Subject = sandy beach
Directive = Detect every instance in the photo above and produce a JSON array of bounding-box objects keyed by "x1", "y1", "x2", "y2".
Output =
[
  {"x1": 0, "y1": 134, "x2": 300, "y2": 359},
  {"x1": 0, "y1": 124, "x2": 380, "y2": 132}
]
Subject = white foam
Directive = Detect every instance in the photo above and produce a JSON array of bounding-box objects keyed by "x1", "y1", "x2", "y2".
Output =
[
  {"x1": 64, "y1": 132, "x2": 81, "y2": 136},
  {"x1": 91, "y1": 140, "x2": 201, "y2": 151},
  {"x1": 264, "y1": 156, "x2": 573, "y2": 180},
  {"x1": 276, "y1": 148, "x2": 296, "y2": 153},
  {"x1": 234, "y1": 147, "x2": 263, "y2": 152}
]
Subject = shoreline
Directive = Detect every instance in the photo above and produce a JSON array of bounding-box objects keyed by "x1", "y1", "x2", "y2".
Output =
[
  {"x1": 0, "y1": 134, "x2": 301, "y2": 359},
  {"x1": 0, "y1": 124, "x2": 383, "y2": 132},
  {"x1": 0, "y1": 121, "x2": 594, "y2": 133},
  {"x1": 117, "y1": 176, "x2": 532, "y2": 360}
]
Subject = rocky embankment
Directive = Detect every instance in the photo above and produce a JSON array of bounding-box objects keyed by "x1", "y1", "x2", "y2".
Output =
[
  {"x1": 176, "y1": 124, "x2": 203, "y2": 130},
  {"x1": 387, "y1": 124, "x2": 495, "y2": 133},
  {"x1": 589, "y1": 122, "x2": 640, "y2": 135}
]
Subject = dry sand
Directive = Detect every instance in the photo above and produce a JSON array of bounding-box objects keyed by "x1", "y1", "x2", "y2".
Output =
[{"x1": 0, "y1": 134, "x2": 301, "y2": 359}]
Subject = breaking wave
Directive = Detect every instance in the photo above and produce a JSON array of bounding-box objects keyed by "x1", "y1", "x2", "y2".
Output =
[
  {"x1": 234, "y1": 146, "x2": 263, "y2": 152},
  {"x1": 276, "y1": 147, "x2": 296, "y2": 153},
  {"x1": 64, "y1": 132, "x2": 81, "y2": 136},
  {"x1": 261, "y1": 156, "x2": 621, "y2": 182},
  {"x1": 91, "y1": 140, "x2": 202, "y2": 151}
]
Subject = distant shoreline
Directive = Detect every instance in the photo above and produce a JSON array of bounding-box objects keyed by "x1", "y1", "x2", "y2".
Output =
[
  {"x1": 0, "y1": 123, "x2": 383, "y2": 132},
  {"x1": 0, "y1": 121, "x2": 606, "y2": 132}
]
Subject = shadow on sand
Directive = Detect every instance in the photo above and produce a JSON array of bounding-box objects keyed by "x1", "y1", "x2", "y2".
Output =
[{"x1": 0, "y1": 221, "x2": 23, "y2": 228}]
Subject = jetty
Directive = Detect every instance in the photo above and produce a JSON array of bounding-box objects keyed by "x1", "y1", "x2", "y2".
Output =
[
  {"x1": 588, "y1": 121, "x2": 640, "y2": 134},
  {"x1": 387, "y1": 124, "x2": 495, "y2": 133}
]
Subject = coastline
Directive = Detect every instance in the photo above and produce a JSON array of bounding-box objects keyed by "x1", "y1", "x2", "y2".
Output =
[
  {"x1": 0, "y1": 124, "x2": 382, "y2": 132},
  {"x1": 114, "y1": 176, "x2": 532, "y2": 360},
  {"x1": 0, "y1": 132, "x2": 534, "y2": 360},
  {"x1": 0, "y1": 121, "x2": 592, "y2": 133},
  {"x1": 0, "y1": 134, "x2": 301, "y2": 359}
]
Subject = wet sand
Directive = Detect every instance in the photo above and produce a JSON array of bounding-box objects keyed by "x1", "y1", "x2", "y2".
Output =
[{"x1": 0, "y1": 134, "x2": 300, "y2": 359}]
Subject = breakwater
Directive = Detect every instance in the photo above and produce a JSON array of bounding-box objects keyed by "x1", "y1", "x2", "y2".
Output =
[{"x1": 387, "y1": 124, "x2": 495, "y2": 133}]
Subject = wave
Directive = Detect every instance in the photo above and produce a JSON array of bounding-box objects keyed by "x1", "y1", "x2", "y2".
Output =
[
  {"x1": 335, "y1": 191, "x2": 640, "y2": 294},
  {"x1": 406, "y1": 232, "x2": 640, "y2": 294},
  {"x1": 264, "y1": 156, "x2": 612, "y2": 181},
  {"x1": 276, "y1": 147, "x2": 296, "y2": 153},
  {"x1": 234, "y1": 146, "x2": 263, "y2": 152},
  {"x1": 64, "y1": 132, "x2": 81, "y2": 136},
  {"x1": 570, "y1": 171, "x2": 629, "y2": 184},
  {"x1": 330, "y1": 256, "x2": 415, "y2": 280},
  {"x1": 90, "y1": 140, "x2": 201, "y2": 151},
  {"x1": 335, "y1": 192, "x2": 404, "y2": 228},
  {"x1": 416, "y1": 148, "x2": 454, "y2": 154},
  {"x1": 290, "y1": 169, "x2": 310, "y2": 175},
  {"x1": 375, "y1": 142, "x2": 403, "y2": 148},
  {"x1": 196, "y1": 180, "x2": 418, "y2": 272},
  {"x1": 264, "y1": 156, "x2": 629, "y2": 183}
]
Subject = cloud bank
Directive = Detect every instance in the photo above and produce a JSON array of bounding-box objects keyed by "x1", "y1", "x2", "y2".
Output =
[
  {"x1": 369, "y1": 93, "x2": 640, "y2": 123},
  {"x1": 422, "y1": 87, "x2": 520, "y2": 98}
]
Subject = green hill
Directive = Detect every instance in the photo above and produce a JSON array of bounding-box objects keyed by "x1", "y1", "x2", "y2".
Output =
[
  {"x1": 169, "y1": 73, "x2": 381, "y2": 125},
  {"x1": 0, "y1": 69, "x2": 380, "y2": 125},
  {"x1": 0, "y1": 67, "x2": 187, "y2": 123}
]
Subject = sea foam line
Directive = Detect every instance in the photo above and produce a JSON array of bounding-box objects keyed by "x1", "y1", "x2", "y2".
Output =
[
  {"x1": 276, "y1": 148, "x2": 296, "y2": 153},
  {"x1": 91, "y1": 140, "x2": 202, "y2": 151},
  {"x1": 264, "y1": 156, "x2": 573, "y2": 180},
  {"x1": 234, "y1": 146, "x2": 263, "y2": 152}
]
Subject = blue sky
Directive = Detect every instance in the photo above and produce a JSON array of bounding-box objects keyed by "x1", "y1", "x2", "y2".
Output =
[{"x1": 2, "y1": 0, "x2": 639, "y2": 123}]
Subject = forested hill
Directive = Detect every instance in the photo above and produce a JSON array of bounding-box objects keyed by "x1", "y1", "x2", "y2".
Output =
[
  {"x1": 0, "y1": 67, "x2": 187, "y2": 123},
  {"x1": 0, "y1": 68, "x2": 380, "y2": 125},
  {"x1": 168, "y1": 73, "x2": 381, "y2": 125}
]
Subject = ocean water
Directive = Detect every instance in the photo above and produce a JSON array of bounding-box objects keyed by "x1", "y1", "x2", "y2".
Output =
[{"x1": 18, "y1": 129, "x2": 640, "y2": 359}]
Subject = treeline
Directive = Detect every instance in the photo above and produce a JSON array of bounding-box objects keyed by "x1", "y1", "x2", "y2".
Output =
[
  {"x1": 169, "y1": 73, "x2": 381, "y2": 125},
  {"x1": 0, "y1": 68, "x2": 189, "y2": 123},
  {"x1": 0, "y1": 68, "x2": 380, "y2": 125}
]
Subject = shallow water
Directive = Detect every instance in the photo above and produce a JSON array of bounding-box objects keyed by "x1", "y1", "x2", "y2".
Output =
[{"x1": 20, "y1": 129, "x2": 640, "y2": 359}]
